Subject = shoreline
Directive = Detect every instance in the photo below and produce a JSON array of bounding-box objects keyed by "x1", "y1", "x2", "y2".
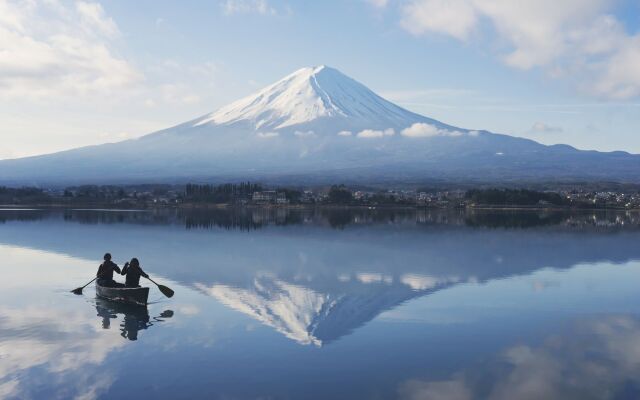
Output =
[{"x1": 1, "y1": 203, "x2": 638, "y2": 212}]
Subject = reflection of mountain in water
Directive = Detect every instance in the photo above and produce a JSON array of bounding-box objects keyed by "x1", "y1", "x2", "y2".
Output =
[
  {"x1": 2, "y1": 208, "x2": 640, "y2": 345},
  {"x1": 197, "y1": 273, "x2": 463, "y2": 346}
]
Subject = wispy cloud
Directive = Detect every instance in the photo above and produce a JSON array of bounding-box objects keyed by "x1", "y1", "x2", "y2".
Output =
[
  {"x1": 399, "y1": 0, "x2": 640, "y2": 100},
  {"x1": 257, "y1": 131, "x2": 279, "y2": 138},
  {"x1": 364, "y1": 0, "x2": 389, "y2": 9},
  {"x1": 76, "y1": 1, "x2": 120, "y2": 38},
  {"x1": 529, "y1": 121, "x2": 563, "y2": 134},
  {"x1": 401, "y1": 123, "x2": 464, "y2": 138},
  {"x1": 356, "y1": 128, "x2": 395, "y2": 138},
  {"x1": 221, "y1": 0, "x2": 290, "y2": 16}
]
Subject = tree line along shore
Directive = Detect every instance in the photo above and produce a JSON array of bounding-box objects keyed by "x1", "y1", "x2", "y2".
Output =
[{"x1": 2, "y1": 183, "x2": 640, "y2": 210}]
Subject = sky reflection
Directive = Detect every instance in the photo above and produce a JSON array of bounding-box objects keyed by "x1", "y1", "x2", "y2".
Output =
[
  {"x1": 398, "y1": 315, "x2": 640, "y2": 400},
  {"x1": 0, "y1": 209, "x2": 639, "y2": 399}
]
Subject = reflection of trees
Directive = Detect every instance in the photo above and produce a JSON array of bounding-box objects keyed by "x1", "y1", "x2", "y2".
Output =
[
  {"x1": 2, "y1": 208, "x2": 640, "y2": 231},
  {"x1": 0, "y1": 210, "x2": 48, "y2": 224},
  {"x1": 325, "y1": 209, "x2": 353, "y2": 229},
  {"x1": 464, "y1": 210, "x2": 567, "y2": 228},
  {"x1": 63, "y1": 210, "x2": 175, "y2": 226},
  {"x1": 183, "y1": 208, "x2": 304, "y2": 231}
]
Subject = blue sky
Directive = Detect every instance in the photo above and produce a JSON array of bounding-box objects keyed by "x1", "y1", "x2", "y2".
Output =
[{"x1": 0, "y1": 0, "x2": 639, "y2": 158}]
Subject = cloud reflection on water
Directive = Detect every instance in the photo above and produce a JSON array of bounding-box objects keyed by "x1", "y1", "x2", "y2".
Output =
[
  {"x1": 0, "y1": 304, "x2": 124, "y2": 399},
  {"x1": 1, "y1": 209, "x2": 640, "y2": 398},
  {"x1": 398, "y1": 315, "x2": 640, "y2": 400}
]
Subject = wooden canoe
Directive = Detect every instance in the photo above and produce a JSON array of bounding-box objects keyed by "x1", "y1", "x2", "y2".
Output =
[{"x1": 96, "y1": 282, "x2": 149, "y2": 306}]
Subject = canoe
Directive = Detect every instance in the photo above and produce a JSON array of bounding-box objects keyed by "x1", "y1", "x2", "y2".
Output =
[{"x1": 96, "y1": 282, "x2": 149, "y2": 306}]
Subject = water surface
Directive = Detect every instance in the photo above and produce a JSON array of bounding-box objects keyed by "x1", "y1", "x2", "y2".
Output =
[{"x1": 1, "y1": 208, "x2": 639, "y2": 399}]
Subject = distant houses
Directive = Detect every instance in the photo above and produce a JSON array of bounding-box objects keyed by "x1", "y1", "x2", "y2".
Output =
[
  {"x1": 5, "y1": 181, "x2": 640, "y2": 209},
  {"x1": 252, "y1": 191, "x2": 289, "y2": 205}
]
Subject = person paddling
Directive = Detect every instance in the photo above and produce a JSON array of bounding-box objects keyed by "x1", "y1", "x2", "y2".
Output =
[
  {"x1": 97, "y1": 253, "x2": 123, "y2": 287},
  {"x1": 121, "y1": 258, "x2": 149, "y2": 288}
]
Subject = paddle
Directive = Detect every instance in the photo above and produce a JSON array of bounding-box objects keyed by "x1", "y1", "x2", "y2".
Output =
[
  {"x1": 145, "y1": 276, "x2": 174, "y2": 298},
  {"x1": 71, "y1": 277, "x2": 96, "y2": 295}
]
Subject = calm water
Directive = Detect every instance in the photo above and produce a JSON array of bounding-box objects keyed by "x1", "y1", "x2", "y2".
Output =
[{"x1": 1, "y1": 208, "x2": 640, "y2": 399}]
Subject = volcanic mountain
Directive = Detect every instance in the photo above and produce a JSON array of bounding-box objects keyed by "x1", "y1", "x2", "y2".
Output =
[{"x1": 1, "y1": 65, "x2": 639, "y2": 184}]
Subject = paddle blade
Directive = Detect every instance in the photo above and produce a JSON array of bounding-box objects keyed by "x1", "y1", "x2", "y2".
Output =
[
  {"x1": 158, "y1": 284, "x2": 174, "y2": 298},
  {"x1": 71, "y1": 288, "x2": 84, "y2": 295}
]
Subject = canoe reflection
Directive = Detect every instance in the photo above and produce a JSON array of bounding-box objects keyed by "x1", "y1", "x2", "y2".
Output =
[{"x1": 95, "y1": 298, "x2": 173, "y2": 341}]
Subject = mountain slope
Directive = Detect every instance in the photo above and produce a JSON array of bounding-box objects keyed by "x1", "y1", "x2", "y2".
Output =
[
  {"x1": 1, "y1": 65, "x2": 639, "y2": 185},
  {"x1": 190, "y1": 65, "x2": 449, "y2": 132}
]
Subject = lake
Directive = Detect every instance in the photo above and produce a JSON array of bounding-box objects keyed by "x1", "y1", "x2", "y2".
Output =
[{"x1": 1, "y1": 208, "x2": 640, "y2": 399}]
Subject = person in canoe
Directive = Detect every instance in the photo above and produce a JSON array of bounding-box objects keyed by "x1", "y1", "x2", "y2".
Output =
[
  {"x1": 96, "y1": 253, "x2": 124, "y2": 288},
  {"x1": 121, "y1": 257, "x2": 149, "y2": 288}
]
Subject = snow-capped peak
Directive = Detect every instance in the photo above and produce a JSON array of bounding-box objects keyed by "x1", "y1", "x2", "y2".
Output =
[{"x1": 193, "y1": 65, "x2": 427, "y2": 131}]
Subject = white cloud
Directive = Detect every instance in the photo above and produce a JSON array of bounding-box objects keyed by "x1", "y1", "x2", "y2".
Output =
[
  {"x1": 221, "y1": 0, "x2": 279, "y2": 16},
  {"x1": 76, "y1": 1, "x2": 120, "y2": 38},
  {"x1": 400, "y1": 274, "x2": 461, "y2": 290},
  {"x1": 257, "y1": 131, "x2": 279, "y2": 138},
  {"x1": 356, "y1": 128, "x2": 395, "y2": 138},
  {"x1": 0, "y1": 379, "x2": 19, "y2": 399},
  {"x1": 401, "y1": 0, "x2": 477, "y2": 40},
  {"x1": 401, "y1": 122, "x2": 439, "y2": 137},
  {"x1": 530, "y1": 122, "x2": 563, "y2": 134},
  {"x1": 365, "y1": 0, "x2": 389, "y2": 8},
  {"x1": 401, "y1": 122, "x2": 465, "y2": 138},
  {"x1": 337, "y1": 130, "x2": 353, "y2": 136},
  {"x1": 0, "y1": 0, "x2": 140, "y2": 99},
  {"x1": 593, "y1": 36, "x2": 640, "y2": 99},
  {"x1": 357, "y1": 272, "x2": 393, "y2": 284},
  {"x1": 399, "y1": 0, "x2": 640, "y2": 99}
]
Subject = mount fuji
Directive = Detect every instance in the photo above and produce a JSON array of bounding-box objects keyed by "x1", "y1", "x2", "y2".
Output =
[{"x1": 1, "y1": 65, "x2": 639, "y2": 185}]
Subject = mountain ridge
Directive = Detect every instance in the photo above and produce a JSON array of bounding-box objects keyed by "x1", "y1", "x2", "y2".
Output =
[{"x1": 1, "y1": 65, "x2": 639, "y2": 185}]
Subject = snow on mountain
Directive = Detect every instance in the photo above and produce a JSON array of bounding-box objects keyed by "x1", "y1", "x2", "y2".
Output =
[
  {"x1": 195, "y1": 273, "x2": 459, "y2": 346},
  {"x1": 0, "y1": 65, "x2": 639, "y2": 184},
  {"x1": 191, "y1": 65, "x2": 444, "y2": 134}
]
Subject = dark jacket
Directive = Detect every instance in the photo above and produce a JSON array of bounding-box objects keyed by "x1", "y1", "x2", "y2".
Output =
[
  {"x1": 97, "y1": 260, "x2": 121, "y2": 280},
  {"x1": 121, "y1": 263, "x2": 149, "y2": 287}
]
